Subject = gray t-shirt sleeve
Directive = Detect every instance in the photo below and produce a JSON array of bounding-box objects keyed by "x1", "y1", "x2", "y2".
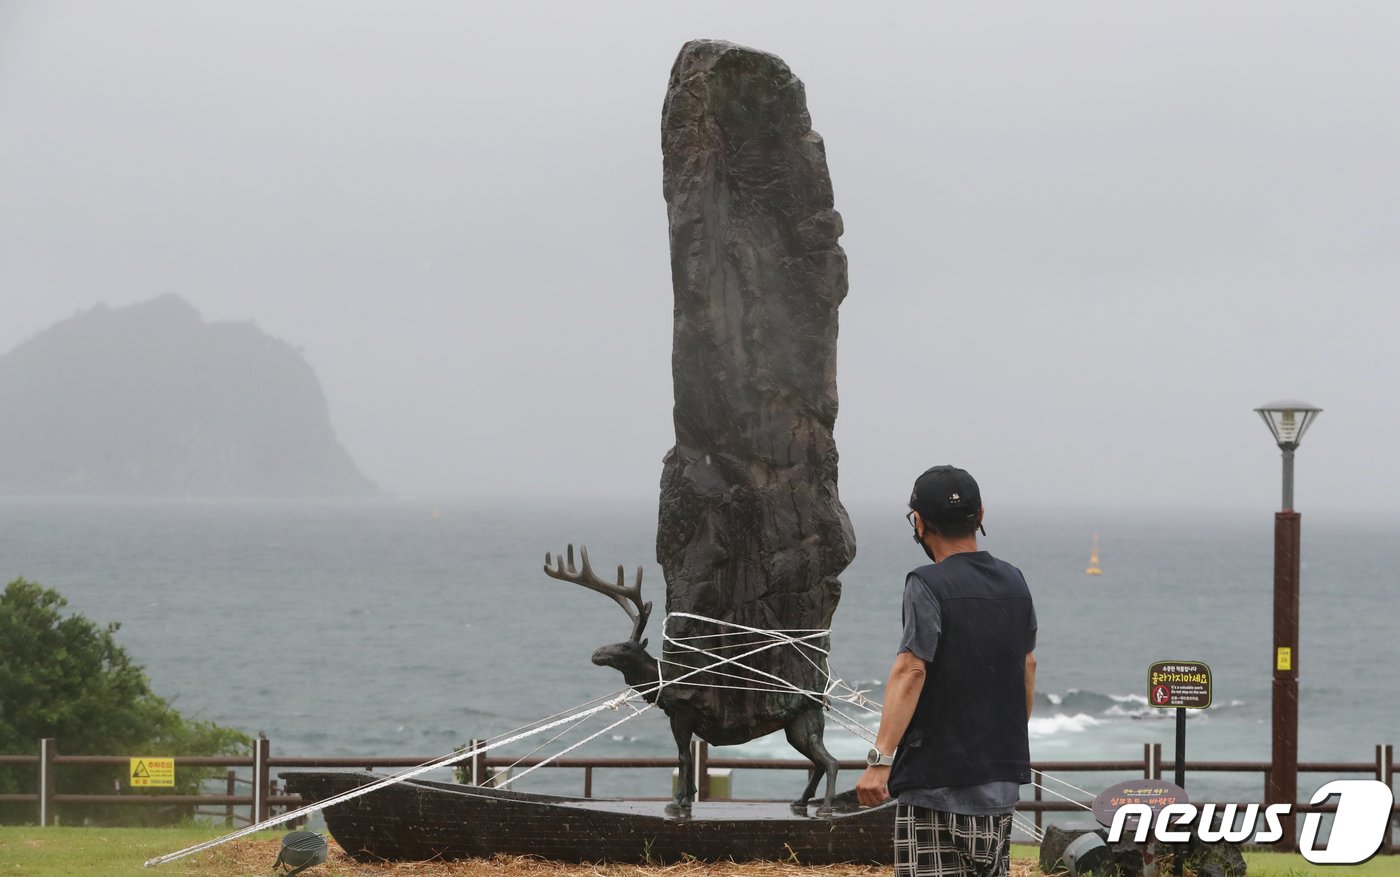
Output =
[{"x1": 898, "y1": 574, "x2": 942, "y2": 663}]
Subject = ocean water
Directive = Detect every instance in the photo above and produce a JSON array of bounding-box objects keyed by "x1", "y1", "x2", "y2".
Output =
[{"x1": 2, "y1": 496, "x2": 1394, "y2": 827}]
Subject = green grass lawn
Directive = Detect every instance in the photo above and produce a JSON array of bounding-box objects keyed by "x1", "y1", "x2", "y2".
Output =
[
  {"x1": 1242, "y1": 848, "x2": 1400, "y2": 876},
  {"x1": 1, "y1": 828, "x2": 1396, "y2": 876},
  {"x1": 0, "y1": 826, "x2": 272, "y2": 877}
]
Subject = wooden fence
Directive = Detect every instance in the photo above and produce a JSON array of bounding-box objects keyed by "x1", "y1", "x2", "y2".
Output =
[{"x1": 2, "y1": 738, "x2": 1393, "y2": 853}]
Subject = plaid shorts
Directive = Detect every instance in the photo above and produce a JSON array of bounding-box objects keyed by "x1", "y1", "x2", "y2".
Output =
[{"x1": 893, "y1": 804, "x2": 1012, "y2": 877}]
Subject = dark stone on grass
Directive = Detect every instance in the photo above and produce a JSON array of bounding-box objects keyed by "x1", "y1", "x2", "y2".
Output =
[
  {"x1": 1037, "y1": 822, "x2": 1248, "y2": 876},
  {"x1": 1039, "y1": 824, "x2": 1079, "y2": 873}
]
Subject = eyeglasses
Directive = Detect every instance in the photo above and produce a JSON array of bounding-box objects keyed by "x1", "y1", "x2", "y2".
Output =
[{"x1": 906, "y1": 510, "x2": 918, "y2": 530}]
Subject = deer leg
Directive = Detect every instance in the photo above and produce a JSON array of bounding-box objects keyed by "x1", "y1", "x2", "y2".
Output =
[
  {"x1": 783, "y1": 718, "x2": 821, "y2": 813},
  {"x1": 794, "y1": 765, "x2": 822, "y2": 813},
  {"x1": 664, "y1": 714, "x2": 694, "y2": 817},
  {"x1": 789, "y1": 717, "x2": 825, "y2": 810},
  {"x1": 785, "y1": 706, "x2": 839, "y2": 817}
]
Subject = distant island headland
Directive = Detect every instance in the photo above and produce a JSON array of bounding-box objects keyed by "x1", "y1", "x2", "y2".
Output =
[{"x1": 0, "y1": 294, "x2": 378, "y2": 497}]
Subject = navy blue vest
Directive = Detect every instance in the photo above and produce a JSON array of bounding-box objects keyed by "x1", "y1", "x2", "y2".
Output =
[{"x1": 888, "y1": 552, "x2": 1034, "y2": 794}]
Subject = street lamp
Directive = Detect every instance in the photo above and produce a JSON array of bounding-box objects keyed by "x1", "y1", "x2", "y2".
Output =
[
  {"x1": 1254, "y1": 399, "x2": 1321, "y2": 851},
  {"x1": 1255, "y1": 401, "x2": 1322, "y2": 511}
]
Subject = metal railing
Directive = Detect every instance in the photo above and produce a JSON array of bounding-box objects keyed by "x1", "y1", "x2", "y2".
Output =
[{"x1": 2, "y1": 738, "x2": 1393, "y2": 853}]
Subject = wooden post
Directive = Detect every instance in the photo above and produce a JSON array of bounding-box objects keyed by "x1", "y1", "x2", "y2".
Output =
[
  {"x1": 1268, "y1": 510, "x2": 1301, "y2": 852},
  {"x1": 1033, "y1": 769, "x2": 1043, "y2": 835},
  {"x1": 39, "y1": 738, "x2": 56, "y2": 827},
  {"x1": 1379, "y1": 744, "x2": 1394, "y2": 855},
  {"x1": 696, "y1": 740, "x2": 710, "y2": 802},
  {"x1": 1142, "y1": 739, "x2": 1164, "y2": 773},
  {"x1": 225, "y1": 769, "x2": 236, "y2": 827},
  {"x1": 468, "y1": 738, "x2": 486, "y2": 787},
  {"x1": 1389, "y1": 745, "x2": 1396, "y2": 855},
  {"x1": 253, "y1": 737, "x2": 271, "y2": 825}
]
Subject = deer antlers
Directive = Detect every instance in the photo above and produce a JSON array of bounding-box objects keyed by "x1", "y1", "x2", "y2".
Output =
[{"x1": 543, "y1": 544, "x2": 652, "y2": 643}]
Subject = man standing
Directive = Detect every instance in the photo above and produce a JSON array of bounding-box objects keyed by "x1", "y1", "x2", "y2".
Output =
[{"x1": 856, "y1": 465, "x2": 1037, "y2": 877}]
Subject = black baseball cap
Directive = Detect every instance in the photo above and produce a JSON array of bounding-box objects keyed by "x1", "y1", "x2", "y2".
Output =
[{"x1": 909, "y1": 465, "x2": 984, "y2": 532}]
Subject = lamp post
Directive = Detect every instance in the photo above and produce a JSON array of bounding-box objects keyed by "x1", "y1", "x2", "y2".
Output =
[{"x1": 1254, "y1": 400, "x2": 1321, "y2": 851}]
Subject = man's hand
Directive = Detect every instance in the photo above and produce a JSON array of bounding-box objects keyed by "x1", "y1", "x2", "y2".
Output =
[{"x1": 856, "y1": 765, "x2": 891, "y2": 807}]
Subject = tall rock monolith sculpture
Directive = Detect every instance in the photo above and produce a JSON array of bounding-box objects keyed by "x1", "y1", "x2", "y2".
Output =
[{"x1": 657, "y1": 40, "x2": 856, "y2": 742}]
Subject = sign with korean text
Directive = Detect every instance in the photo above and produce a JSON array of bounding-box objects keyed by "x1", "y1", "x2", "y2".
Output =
[
  {"x1": 1092, "y1": 779, "x2": 1189, "y2": 830},
  {"x1": 1148, "y1": 660, "x2": 1212, "y2": 709},
  {"x1": 130, "y1": 757, "x2": 175, "y2": 788}
]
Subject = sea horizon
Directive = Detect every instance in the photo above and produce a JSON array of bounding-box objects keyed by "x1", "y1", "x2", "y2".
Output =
[{"x1": 3, "y1": 494, "x2": 1393, "y2": 822}]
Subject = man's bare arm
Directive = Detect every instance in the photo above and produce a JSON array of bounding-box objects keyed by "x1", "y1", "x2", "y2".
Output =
[
  {"x1": 1025, "y1": 651, "x2": 1037, "y2": 719},
  {"x1": 856, "y1": 650, "x2": 927, "y2": 807},
  {"x1": 874, "y1": 650, "x2": 927, "y2": 754}
]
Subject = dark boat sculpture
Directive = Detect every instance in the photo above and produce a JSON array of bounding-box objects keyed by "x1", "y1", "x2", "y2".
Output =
[{"x1": 281, "y1": 770, "x2": 896, "y2": 865}]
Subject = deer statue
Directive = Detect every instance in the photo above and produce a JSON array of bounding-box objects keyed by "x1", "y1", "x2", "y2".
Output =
[{"x1": 544, "y1": 544, "x2": 841, "y2": 817}]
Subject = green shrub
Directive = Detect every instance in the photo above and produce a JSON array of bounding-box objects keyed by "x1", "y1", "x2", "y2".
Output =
[{"x1": 0, "y1": 577, "x2": 250, "y2": 825}]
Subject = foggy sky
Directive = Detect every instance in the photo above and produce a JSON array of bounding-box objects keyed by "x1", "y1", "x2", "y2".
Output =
[{"x1": 2, "y1": 2, "x2": 1396, "y2": 513}]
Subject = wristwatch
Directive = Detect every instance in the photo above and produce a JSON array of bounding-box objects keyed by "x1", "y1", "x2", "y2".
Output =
[{"x1": 865, "y1": 747, "x2": 895, "y2": 767}]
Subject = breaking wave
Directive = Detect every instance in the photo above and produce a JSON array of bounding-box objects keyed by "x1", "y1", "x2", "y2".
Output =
[
  {"x1": 1029, "y1": 713, "x2": 1100, "y2": 737},
  {"x1": 1036, "y1": 689, "x2": 1240, "y2": 721}
]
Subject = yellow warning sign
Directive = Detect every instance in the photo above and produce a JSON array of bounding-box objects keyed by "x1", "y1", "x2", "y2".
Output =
[
  {"x1": 1277, "y1": 647, "x2": 1293, "y2": 671},
  {"x1": 130, "y1": 758, "x2": 175, "y2": 788}
]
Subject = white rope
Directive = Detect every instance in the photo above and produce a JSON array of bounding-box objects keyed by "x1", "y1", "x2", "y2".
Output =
[
  {"x1": 658, "y1": 610, "x2": 828, "y2": 692},
  {"x1": 655, "y1": 620, "x2": 833, "y2": 706},
  {"x1": 498, "y1": 702, "x2": 653, "y2": 788},
  {"x1": 149, "y1": 609, "x2": 1075, "y2": 867},
  {"x1": 657, "y1": 615, "x2": 881, "y2": 742},
  {"x1": 143, "y1": 686, "x2": 649, "y2": 867},
  {"x1": 662, "y1": 616, "x2": 832, "y2": 658},
  {"x1": 824, "y1": 704, "x2": 879, "y2": 743},
  {"x1": 655, "y1": 619, "x2": 884, "y2": 739},
  {"x1": 1034, "y1": 771, "x2": 1099, "y2": 800},
  {"x1": 500, "y1": 686, "x2": 644, "y2": 734},
  {"x1": 654, "y1": 659, "x2": 798, "y2": 689},
  {"x1": 658, "y1": 614, "x2": 833, "y2": 707},
  {"x1": 825, "y1": 679, "x2": 883, "y2": 713},
  {"x1": 1012, "y1": 813, "x2": 1045, "y2": 842},
  {"x1": 660, "y1": 615, "x2": 1094, "y2": 845},
  {"x1": 1029, "y1": 777, "x2": 1095, "y2": 811},
  {"x1": 146, "y1": 614, "x2": 840, "y2": 867},
  {"x1": 657, "y1": 617, "x2": 883, "y2": 747},
  {"x1": 495, "y1": 710, "x2": 601, "y2": 777},
  {"x1": 660, "y1": 615, "x2": 1088, "y2": 838},
  {"x1": 658, "y1": 616, "x2": 885, "y2": 750}
]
